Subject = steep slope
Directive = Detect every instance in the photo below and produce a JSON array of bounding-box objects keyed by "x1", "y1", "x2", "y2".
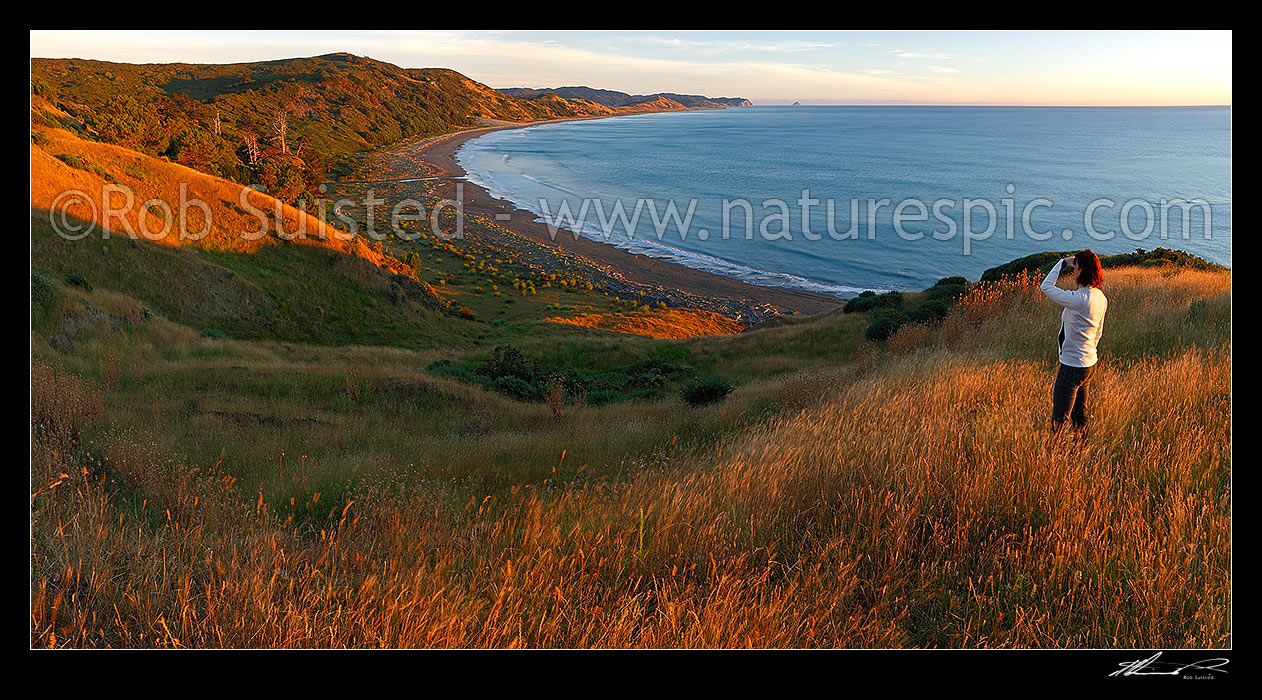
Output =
[{"x1": 31, "y1": 120, "x2": 456, "y2": 345}]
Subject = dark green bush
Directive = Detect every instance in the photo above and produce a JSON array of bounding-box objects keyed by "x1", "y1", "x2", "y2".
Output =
[
  {"x1": 430, "y1": 347, "x2": 696, "y2": 406},
  {"x1": 926, "y1": 283, "x2": 966, "y2": 302},
  {"x1": 201, "y1": 328, "x2": 227, "y2": 339},
  {"x1": 872, "y1": 305, "x2": 909, "y2": 325},
  {"x1": 844, "y1": 290, "x2": 904, "y2": 314},
  {"x1": 880, "y1": 291, "x2": 905, "y2": 307},
  {"x1": 980, "y1": 247, "x2": 1223, "y2": 282},
  {"x1": 491, "y1": 375, "x2": 541, "y2": 402},
  {"x1": 843, "y1": 290, "x2": 877, "y2": 313},
  {"x1": 909, "y1": 299, "x2": 950, "y2": 323},
  {"x1": 680, "y1": 375, "x2": 734, "y2": 407},
  {"x1": 843, "y1": 295, "x2": 876, "y2": 313},
  {"x1": 934, "y1": 275, "x2": 967, "y2": 287},
  {"x1": 865, "y1": 317, "x2": 901, "y2": 342},
  {"x1": 31, "y1": 272, "x2": 60, "y2": 327},
  {"x1": 626, "y1": 388, "x2": 669, "y2": 402},
  {"x1": 1098, "y1": 247, "x2": 1225, "y2": 271},
  {"x1": 64, "y1": 272, "x2": 93, "y2": 292},
  {"x1": 477, "y1": 346, "x2": 539, "y2": 382}
]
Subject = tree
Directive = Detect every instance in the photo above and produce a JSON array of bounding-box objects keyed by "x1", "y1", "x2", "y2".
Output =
[
  {"x1": 241, "y1": 130, "x2": 260, "y2": 167},
  {"x1": 272, "y1": 107, "x2": 289, "y2": 154}
]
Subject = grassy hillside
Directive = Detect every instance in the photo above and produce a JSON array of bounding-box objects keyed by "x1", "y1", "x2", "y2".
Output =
[
  {"x1": 31, "y1": 54, "x2": 747, "y2": 202},
  {"x1": 32, "y1": 116, "x2": 756, "y2": 351},
  {"x1": 28, "y1": 61, "x2": 1232, "y2": 647},
  {"x1": 30, "y1": 121, "x2": 479, "y2": 346},
  {"x1": 31, "y1": 258, "x2": 1230, "y2": 647}
]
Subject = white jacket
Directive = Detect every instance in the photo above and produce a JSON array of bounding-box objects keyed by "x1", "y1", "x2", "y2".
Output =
[{"x1": 1039, "y1": 259, "x2": 1108, "y2": 368}]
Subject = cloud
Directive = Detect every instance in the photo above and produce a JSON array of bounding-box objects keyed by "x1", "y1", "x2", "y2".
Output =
[
  {"x1": 895, "y1": 51, "x2": 958, "y2": 60},
  {"x1": 620, "y1": 36, "x2": 842, "y2": 55},
  {"x1": 927, "y1": 65, "x2": 960, "y2": 73}
]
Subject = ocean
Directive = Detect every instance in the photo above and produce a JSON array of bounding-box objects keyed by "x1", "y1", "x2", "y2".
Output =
[{"x1": 457, "y1": 106, "x2": 1231, "y2": 295}]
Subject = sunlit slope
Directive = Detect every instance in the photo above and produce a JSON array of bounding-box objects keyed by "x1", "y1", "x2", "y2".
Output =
[
  {"x1": 32, "y1": 124, "x2": 453, "y2": 345},
  {"x1": 30, "y1": 264, "x2": 1231, "y2": 647}
]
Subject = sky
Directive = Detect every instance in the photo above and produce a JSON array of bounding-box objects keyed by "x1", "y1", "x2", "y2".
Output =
[{"x1": 29, "y1": 30, "x2": 1232, "y2": 106}]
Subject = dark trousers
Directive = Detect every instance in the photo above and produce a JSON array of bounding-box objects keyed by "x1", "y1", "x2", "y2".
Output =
[{"x1": 1051, "y1": 362, "x2": 1097, "y2": 432}]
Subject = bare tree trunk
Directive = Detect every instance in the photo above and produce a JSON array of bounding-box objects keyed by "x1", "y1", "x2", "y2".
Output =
[
  {"x1": 272, "y1": 109, "x2": 288, "y2": 155},
  {"x1": 242, "y1": 131, "x2": 260, "y2": 167},
  {"x1": 213, "y1": 108, "x2": 222, "y2": 137}
]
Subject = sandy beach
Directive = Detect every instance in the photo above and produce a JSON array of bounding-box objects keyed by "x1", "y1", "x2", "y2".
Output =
[{"x1": 380, "y1": 116, "x2": 844, "y2": 318}]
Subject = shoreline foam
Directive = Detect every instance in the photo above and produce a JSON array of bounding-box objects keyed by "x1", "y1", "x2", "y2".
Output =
[
  {"x1": 456, "y1": 116, "x2": 895, "y2": 299},
  {"x1": 377, "y1": 115, "x2": 846, "y2": 317}
]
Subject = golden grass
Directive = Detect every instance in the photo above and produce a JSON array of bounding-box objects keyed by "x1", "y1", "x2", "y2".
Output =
[
  {"x1": 546, "y1": 307, "x2": 745, "y2": 339},
  {"x1": 30, "y1": 126, "x2": 418, "y2": 279},
  {"x1": 30, "y1": 266, "x2": 1230, "y2": 648}
]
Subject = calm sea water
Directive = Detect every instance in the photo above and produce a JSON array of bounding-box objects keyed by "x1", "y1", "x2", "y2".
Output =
[{"x1": 457, "y1": 106, "x2": 1231, "y2": 295}]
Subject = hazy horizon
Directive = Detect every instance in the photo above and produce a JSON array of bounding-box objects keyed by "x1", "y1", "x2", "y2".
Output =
[{"x1": 29, "y1": 30, "x2": 1231, "y2": 107}]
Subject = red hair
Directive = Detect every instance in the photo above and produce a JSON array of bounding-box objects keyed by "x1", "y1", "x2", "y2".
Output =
[{"x1": 1075, "y1": 249, "x2": 1103, "y2": 288}]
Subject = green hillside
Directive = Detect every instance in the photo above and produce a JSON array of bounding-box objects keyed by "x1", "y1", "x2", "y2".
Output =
[{"x1": 32, "y1": 53, "x2": 746, "y2": 203}]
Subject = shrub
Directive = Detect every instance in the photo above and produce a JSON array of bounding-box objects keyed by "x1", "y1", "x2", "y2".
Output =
[
  {"x1": 872, "y1": 305, "x2": 909, "y2": 325},
  {"x1": 64, "y1": 272, "x2": 93, "y2": 292},
  {"x1": 54, "y1": 153, "x2": 113, "y2": 181},
  {"x1": 847, "y1": 290, "x2": 904, "y2": 314},
  {"x1": 31, "y1": 272, "x2": 60, "y2": 327},
  {"x1": 430, "y1": 349, "x2": 696, "y2": 406},
  {"x1": 934, "y1": 275, "x2": 968, "y2": 287},
  {"x1": 680, "y1": 375, "x2": 734, "y2": 407},
  {"x1": 34, "y1": 110, "x2": 62, "y2": 129},
  {"x1": 455, "y1": 306, "x2": 476, "y2": 320},
  {"x1": 491, "y1": 375, "x2": 541, "y2": 402},
  {"x1": 201, "y1": 328, "x2": 227, "y2": 339},
  {"x1": 909, "y1": 299, "x2": 950, "y2": 323},
  {"x1": 980, "y1": 247, "x2": 1223, "y2": 282},
  {"x1": 624, "y1": 358, "x2": 688, "y2": 386},
  {"x1": 843, "y1": 293, "x2": 877, "y2": 313},
  {"x1": 926, "y1": 283, "x2": 967, "y2": 303},
  {"x1": 865, "y1": 317, "x2": 901, "y2": 342},
  {"x1": 626, "y1": 388, "x2": 669, "y2": 402},
  {"x1": 477, "y1": 346, "x2": 539, "y2": 382}
]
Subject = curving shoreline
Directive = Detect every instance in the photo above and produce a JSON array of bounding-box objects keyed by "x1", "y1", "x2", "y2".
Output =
[{"x1": 377, "y1": 114, "x2": 845, "y2": 318}]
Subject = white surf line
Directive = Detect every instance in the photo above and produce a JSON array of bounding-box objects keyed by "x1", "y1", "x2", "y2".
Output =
[{"x1": 322, "y1": 176, "x2": 469, "y2": 187}]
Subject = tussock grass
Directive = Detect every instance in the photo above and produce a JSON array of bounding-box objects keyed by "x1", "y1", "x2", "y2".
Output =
[
  {"x1": 30, "y1": 266, "x2": 1230, "y2": 648},
  {"x1": 547, "y1": 307, "x2": 745, "y2": 339}
]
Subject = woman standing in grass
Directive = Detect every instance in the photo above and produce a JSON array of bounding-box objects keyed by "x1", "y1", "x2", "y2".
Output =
[{"x1": 1040, "y1": 250, "x2": 1108, "y2": 433}]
